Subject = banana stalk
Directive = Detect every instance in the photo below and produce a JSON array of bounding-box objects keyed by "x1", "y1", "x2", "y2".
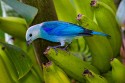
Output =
[
  {"x1": 91, "y1": 1, "x2": 122, "y2": 57},
  {"x1": 44, "y1": 47, "x2": 99, "y2": 82},
  {"x1": 43, "y1": 61, "x2": 70, "y2": 83},
  {"x1": 76, "y1": 14, "x2": 113, "y2": 73}
]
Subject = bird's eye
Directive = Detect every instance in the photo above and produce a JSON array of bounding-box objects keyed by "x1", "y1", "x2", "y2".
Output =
[{"x1": 29, "y1": 34, "x2": 32, "y2": 37}]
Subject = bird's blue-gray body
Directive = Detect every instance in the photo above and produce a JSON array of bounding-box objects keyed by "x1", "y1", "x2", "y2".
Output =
[{"x1": 26, "y1": 21, "x2": 110, "y2": 46}]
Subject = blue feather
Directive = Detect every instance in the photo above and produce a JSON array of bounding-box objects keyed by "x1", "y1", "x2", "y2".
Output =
[
  {"x1": 42, "y1": 21, "x2": 89, "y2": 36},
  {"x1": 92, "y1": 31, "x2": 111, "y2": 38}
]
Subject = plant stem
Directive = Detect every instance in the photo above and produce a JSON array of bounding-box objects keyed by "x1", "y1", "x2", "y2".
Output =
[{"x1": 21, "y1": 0, "x2": 58, "y2": 69}]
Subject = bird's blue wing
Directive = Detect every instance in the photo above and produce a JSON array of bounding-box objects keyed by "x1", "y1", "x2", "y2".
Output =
[{"x1": 42, "y1": 21, "x2": 91, "y2": 36}]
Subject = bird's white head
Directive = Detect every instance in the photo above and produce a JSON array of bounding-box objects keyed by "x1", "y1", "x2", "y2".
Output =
[{"x1": 26, "y1": 24, "x2": 42, "y2": 45}]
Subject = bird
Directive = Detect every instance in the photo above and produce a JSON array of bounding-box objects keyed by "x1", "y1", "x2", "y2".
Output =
[{"x1": 26, "y1": 21, "x2": 110, "y2": 48}]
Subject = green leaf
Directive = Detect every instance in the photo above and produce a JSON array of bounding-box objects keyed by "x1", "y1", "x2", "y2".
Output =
[
  {"x1": 2, "y1": 0, "x2": 38, "y2": 25},
  {"x1": 0, "y1": 55, "x2": 14, "y2": 83},
  {"x1": 0, "y1": 41, "x2": 33, "y2": 79}
]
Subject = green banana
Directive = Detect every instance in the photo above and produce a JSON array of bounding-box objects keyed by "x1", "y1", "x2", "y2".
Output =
[
  {"x1": 99, "y1": 0, "x2": 117, "y2": 12},
  {"x1": 0, "y1": 17, "x2": 27, "y2": 40},
  {"x1": 76, "y1": 14, "x2": 113, "y2": 73},
  {"x1": 53, "y1": 0, "x2": 76, "y2": 23},
  {"x1": 83, "y1": 69, "x2": 108, "y2": 83},
  {"x1": 72, "y1": 0, "x2": 94, "y2": 19},
  {"x1": 77, "y1": 37, "x2": 92, "y2": 62},
  {"x1": 111, "y1": 58, "x2": 125, "y2": 83},
  {"x1": 43, "y1": 61, "x2": 70, "y2": 83},
  {"x1": 91, "y1": 1, "x2": 122, "y2": 57},
  {"x1": 19, "y1": 69, "x2": 43, "y2": 83},
  {"x1": 44, "y1": 47, "x2": 99, "y2": 82},
  {"x1": 102, "y1": 71, "x2": 114, "y2": 83}
]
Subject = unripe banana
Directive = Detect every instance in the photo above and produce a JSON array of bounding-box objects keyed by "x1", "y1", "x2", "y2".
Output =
[
  {"x1": 99, "y1": 0, "x2": 117, "y2": 12},
  {"x1": 83, "y1": 69, "x2": 108, "y2": 83},
  {"x1": 44, "y1": 47, "x2": 99, "y2": 82},
  {"x1": 116, "y1": 0, "x2": 125, "y2": 27},
  {"x1": 72, "y1": 0, "x2": 94, "y2": 19},
  {"x1": 43, "y1": 61, "x2": 70, "y2": 83},
  {"x1": 91, "y1": 1, "x2": 122, "y2": 57},
  {"x1": 0, "y1": 17, "x2": 27, "y2": 40},
  {"x1": 102, "y1": 71, "x2": 114, "y2": 83},
  {"x1": 76, "y1": 14, "x2": 113, "y2": 73},
  {"x1": 53, "y1": 0, "x2": 76, "y2": 23},
  {"x1": 111, "y1": 58, "x2": 125, "y2": 83},
  {"x1": 19, "y1": 69, "x2": 43, "y2": 83}
]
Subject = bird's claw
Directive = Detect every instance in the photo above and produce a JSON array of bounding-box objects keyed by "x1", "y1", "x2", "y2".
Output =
[
  {"x1": 48, "y1": 46, "x2": 59, "y2": 55},
  {"x1": 48, "y1": 45, "x2": 70, "y2": 55}
]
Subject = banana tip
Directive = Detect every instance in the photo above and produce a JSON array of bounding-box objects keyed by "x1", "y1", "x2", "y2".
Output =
[
  {"x1": 110, "y1": 58, "x2": 114, "y2": 62},
  {"x1": 44, "y1": 46, "x2": 50, "y2": 55},
  {"x1": 42, "y1": 61, "x2": 52, "y2": 67},
  {"x1": 83, "y1": 69, "x2": 93, "y2": 76},
  {"x1": 90, "y1": 0, "x2": 97, "y2": 7}
]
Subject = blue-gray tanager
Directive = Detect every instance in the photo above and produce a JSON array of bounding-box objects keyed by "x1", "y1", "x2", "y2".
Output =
[{"x1": 26, "y1": 21, "x2": 110, "y2": 48}]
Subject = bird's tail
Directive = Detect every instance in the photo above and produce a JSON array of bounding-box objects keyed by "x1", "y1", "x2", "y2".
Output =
[{"x1": 92, "y1": 31, "x2": 111, "y2": 38}]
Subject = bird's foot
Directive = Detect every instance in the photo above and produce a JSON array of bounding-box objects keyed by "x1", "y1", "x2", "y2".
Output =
[
  {"x1": 48, "y1": 45, "x2": 70, "y2": 55},
  {"x1": 49, "y1": 45, "x2": 61, "y2": 55}
]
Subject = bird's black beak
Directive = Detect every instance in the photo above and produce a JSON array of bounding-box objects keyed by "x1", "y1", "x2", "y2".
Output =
[{"x1": 26, "y1": 40, "x2": 31, "y2": 46}]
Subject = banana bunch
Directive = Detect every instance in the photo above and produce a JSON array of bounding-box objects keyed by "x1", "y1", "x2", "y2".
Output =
[
  {"x1": 44, "y1": 47, "x2": 99, "y2": 82},
  {"x1": 83, "y1": 69, "x2": 108, "y2": 83},
  {"x1": 91, "y1": 0, "x2": 122, "y2": 57},
  {"x1": 0, "y1": 17, "x2": 27, "y2": 40},
  {"x1": 111, "y1": 58, "x2": 125, "y2": 83},
  {"x1": 76, "y1": 14, "x2": 113, "y2": 73},
  {"x1": 43, "y1": 61, "x2": 70, "y2": 83}
]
